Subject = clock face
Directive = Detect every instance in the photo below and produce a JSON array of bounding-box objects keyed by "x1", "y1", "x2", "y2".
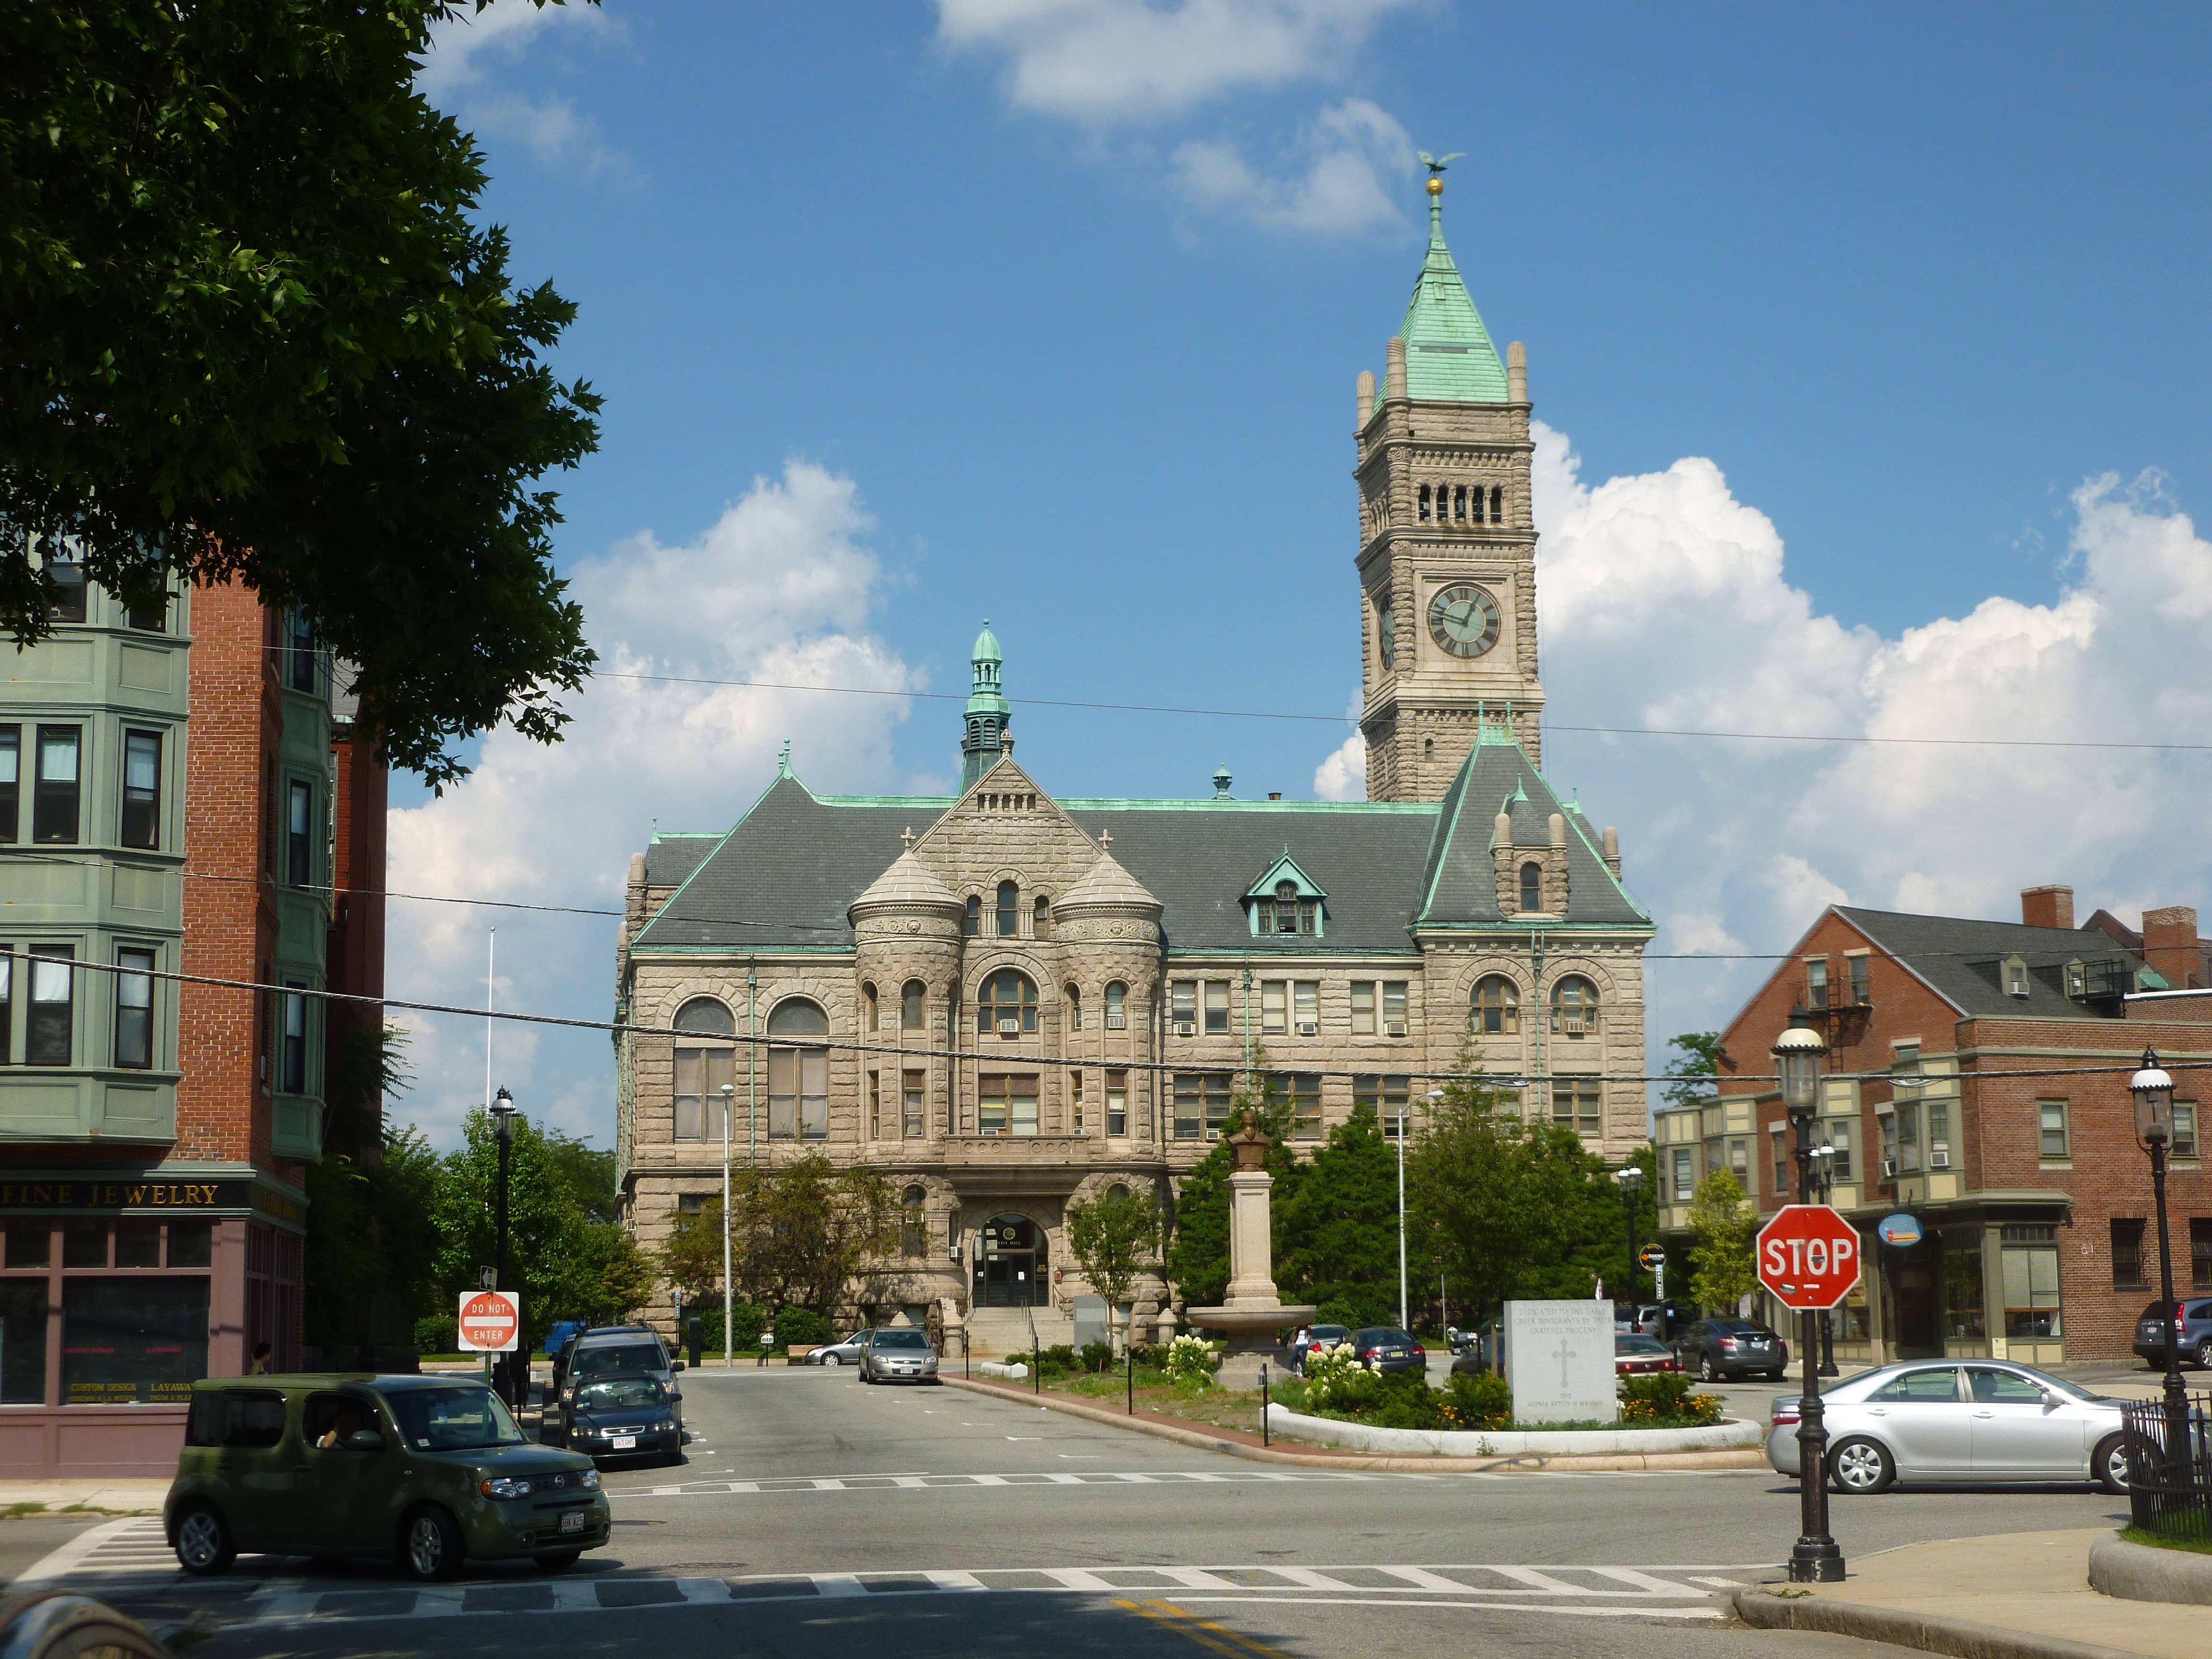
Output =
[
  {"x1": 1377, "y1": 597, "x2": 1395, "y2": 668},
  {"x1": 1427, "y1": 583, "x2": 1502, "y2": 658}
]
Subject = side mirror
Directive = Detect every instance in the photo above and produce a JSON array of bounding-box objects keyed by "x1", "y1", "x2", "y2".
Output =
[
  {"x1": 668, "y1": 1390, "x2": 683, "y2": 1403},
  {"x1": 670, "y1": 1359, "x2": 686, "y2": 1372},
  {"x1": 343, "y1": 1429, "x2": 385, "y2": 1452}
]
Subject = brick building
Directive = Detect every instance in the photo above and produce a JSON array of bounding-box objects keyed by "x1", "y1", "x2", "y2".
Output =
[
  {"x1": 613, "y1": 180, "x2": 1654, "y2": 1356},
  {"x1": 1655, "y1": 884, "x2": 2212, "y2": 1366},
  {"x1": 1, "y1": 559, "x2": 385, "y2": 1474}
]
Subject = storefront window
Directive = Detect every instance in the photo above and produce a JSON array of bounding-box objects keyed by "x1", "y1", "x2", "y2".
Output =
[
  {"x1": 62, "y1": 1218, "x2": 106, "y2": 1268},
  {"x1": 1942, "y1": 1230, "x2": 1986, "y2": 1340},
  {"x1": 0, "y1": 1281, "x2": 46, "y2": 1404},
  {"x1": 61, "y1": 1277, "x2": 208, "y2": 1403},
  {"x1": 2001, "y1": 1240, "x2": 2063, "y2": 1339}
]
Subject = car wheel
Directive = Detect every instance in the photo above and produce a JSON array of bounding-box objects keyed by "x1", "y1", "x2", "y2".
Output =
[
  {"x1": 534, "y1": 1549, "x2": 583, "y2": 1572},
  {"x1": 2196, "y1": 1337, "x2": 2212, "y2": 1370},
  {"x1": 822, "y1": 1354, "x2": 840, "y2": 1367},
  {"x1": 1827, "y1": 1436, "x2": 1894, "y2": 1495},
  {"x1": 400, "y1": 1505, "x2": 464, "y2": 1583},
  {"x1": 2094, "y1": 1432, "x2": 2131, "y2": 1494},
  {"x1": 1698, "y1": 1354, "x2": 1718, "y2": 1383},
  {"x1": 1766, "y1": 1369, "x2": 1786, "y2": 1381},
  {"x1": 173, "y1": 1503, "x2": 235, "y2": 1576}
]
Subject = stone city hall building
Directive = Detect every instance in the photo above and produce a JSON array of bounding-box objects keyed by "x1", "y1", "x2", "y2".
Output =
[{"x1": 613, "y1": 181, "x2": 1652, "y2": 1354}]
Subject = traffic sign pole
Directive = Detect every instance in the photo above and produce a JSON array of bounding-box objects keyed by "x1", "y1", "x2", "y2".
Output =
[{"x1": 1755, "y1": 1198, "x2": 1857, "y2": 1584}]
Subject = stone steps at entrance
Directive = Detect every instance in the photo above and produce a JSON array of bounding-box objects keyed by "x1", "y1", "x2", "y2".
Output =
[{"x1": 961, "y1": 1307, "x2": 1075, "y2": 1358}]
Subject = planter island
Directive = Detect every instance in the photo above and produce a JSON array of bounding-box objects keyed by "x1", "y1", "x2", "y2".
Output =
[{"x1": 1263, "y1": 1404, "x2": 1765, "y2": 1457}]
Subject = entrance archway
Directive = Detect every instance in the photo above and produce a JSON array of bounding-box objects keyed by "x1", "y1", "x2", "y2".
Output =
[{"x1": 974, "y1": 1213, "x2": 1048, "y2": 1309}]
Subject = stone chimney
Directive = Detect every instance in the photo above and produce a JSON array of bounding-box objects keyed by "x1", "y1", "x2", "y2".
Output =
[
  {"x1": 1507, "y1": 341, "x2": 1527, "y2": 403},
  {"x1": 2142, "y1": 905, "x2": 2201, "y2": 989},
  {"x1": 2020, "y1": 884, "x2": 2074, "y2": 930}
]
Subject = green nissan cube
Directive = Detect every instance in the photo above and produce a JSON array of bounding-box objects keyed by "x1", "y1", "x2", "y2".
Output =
[{"x1": 165, "y1": 1374, "x2": 611, "y2": 1581}]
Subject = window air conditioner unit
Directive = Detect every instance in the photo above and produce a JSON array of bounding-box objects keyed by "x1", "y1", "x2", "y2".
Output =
[
  {"x1": 1930, "y1": 1149, "x2": 1951, "y2": 1169},
  {"x1": 1384, "y1": 1021, "x2": 1408, "y2": 1038},
  {"x1": 1206, "y1": 1130, "x2": 1220, "y2": 1142},
  {"x1": 998, "y1": 1019, "x2": 1021, "y2": 1036},
  {"x1": 1174, "y1": 1021, "x2": 1196, "y2": 1037},
  {"x1": 1881, "y1": 1158, "x2": 1899, "y2": 1178},
  {"x1": 1105, "y1": 1014, "x2": 1127, "y2": 1030},
  {"x1": 1297, "y1": 1021, "x2": 1319, "y2": 1036}
]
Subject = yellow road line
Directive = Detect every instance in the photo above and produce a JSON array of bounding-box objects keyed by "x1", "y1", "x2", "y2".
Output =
[{"x1": 1114, "y1": 1596, "x2": 1299, "y2": 1659}]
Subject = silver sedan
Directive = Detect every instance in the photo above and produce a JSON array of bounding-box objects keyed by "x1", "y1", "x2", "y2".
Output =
[
  {"x1": 805, "y1": 1330, "x2": 870, "y2": 1367},
  {"x1": 1766, "y1": 1359, "x2": 2129, "y2": 1494}
]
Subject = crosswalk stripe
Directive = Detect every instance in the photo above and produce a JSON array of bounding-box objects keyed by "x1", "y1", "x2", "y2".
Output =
[{"x1": 809, "y1": 1574, "x2": 867, "y2": 1597}]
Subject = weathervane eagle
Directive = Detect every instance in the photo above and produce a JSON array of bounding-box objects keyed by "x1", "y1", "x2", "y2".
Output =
[{"x1": 1418, "y1": 150, "x2": 1464, "y2": 175}]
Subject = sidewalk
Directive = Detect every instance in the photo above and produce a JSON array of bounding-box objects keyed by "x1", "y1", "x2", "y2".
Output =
[
  {"x1": 1736, "y1": 1529, "x2": 2203, "y2": 1659},
  {"x1": 0, "y1": 1481, "x2": 169, "y2": 1516}
]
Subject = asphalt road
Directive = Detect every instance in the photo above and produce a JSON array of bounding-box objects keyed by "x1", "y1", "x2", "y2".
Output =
[{"x1": 8, "y1": 1367, "x2": 2131, "y2": 1659}]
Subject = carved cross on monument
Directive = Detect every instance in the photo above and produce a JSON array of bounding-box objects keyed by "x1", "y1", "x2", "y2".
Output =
[
  {"x1": 1552, "y1": 1336, "x2": 1574, "y2": 1392},
  {"x1": 900, "y1": 826, "x2": 915, "y2": 852}
]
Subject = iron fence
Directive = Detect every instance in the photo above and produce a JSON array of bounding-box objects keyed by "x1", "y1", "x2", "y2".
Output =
[{"x1": 2120, "y1": 1393, "x2": 2212, "y2": 1543}]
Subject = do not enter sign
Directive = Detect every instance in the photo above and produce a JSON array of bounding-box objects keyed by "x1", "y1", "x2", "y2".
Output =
[
  {"x1": 1756, "y1": 1205, "x2": 1861, "y2": 1310},
  {"x1": 457, "y1": 1290, "x2": 522, "y2": 1353}
]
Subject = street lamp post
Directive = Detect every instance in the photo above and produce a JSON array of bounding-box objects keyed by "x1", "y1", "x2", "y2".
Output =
[
  {"x1": 1775, "y1": 1023, "x2": 1844, "y2": 1583},
  {"x1": 1613, "y1": 1166, "x2": 1645, "y2": 1312},
  {"x1": 721, "y1": 1081, "x2": 736, "y2": 1370},
  {"x1": 1811, "y1": 1143, "x2": 1839, "y2": 1377},
  {"x1": 490, "y1": 1086, "x2": 519, "y2": 1409},
  {"x1": 2130, "y1": 1047, "x2": 2191, "y2": 1473}
]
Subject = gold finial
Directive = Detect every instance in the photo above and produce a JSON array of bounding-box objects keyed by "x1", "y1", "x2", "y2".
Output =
[{"x1": 1427, "y1": 176, "x2": 1443, "y2": 196}]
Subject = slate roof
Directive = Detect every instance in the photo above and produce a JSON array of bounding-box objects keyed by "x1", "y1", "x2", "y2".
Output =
[
  {"x1": 1372, "y1": 189, "x2": 1510, "y2": 412},
  {"x1": 644, "y1": 833, "x2": 721, "y2": 889},
  {"x1": 632, "y1": 738, "x2": 1651, "y2": 957},
  {"x1": 1835, "y1": 906, "x2": 2149, "y2": 1019}
]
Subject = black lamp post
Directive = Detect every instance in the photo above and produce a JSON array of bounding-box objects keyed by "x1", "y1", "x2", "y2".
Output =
[
  {"x1": 1811, "y1": 1143, "x2": 1839, "y2": 1378},
  {"x1": 1776, "y1": 1022, "x2": 1844, "y2": 1583},
  {"x1": 491, "y1": 1086, "x2": 519, "y2": 1408},
  {"x1": 1613, "y1": 1166, "x2": 1645, "y2": 1310},
  {"x1": 2129, "y1": 1048, "x2": 2191, "y2": 1474}
]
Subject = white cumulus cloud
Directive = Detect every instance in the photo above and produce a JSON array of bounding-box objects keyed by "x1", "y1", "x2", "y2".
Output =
[
  {"x1": 414, "y1": 0, "x2": 628, "y2": 180},
  {"x1": 385, "y1": 462, "x2": 921, "y2": 1148},
  {"x1": 1173, "y1": 98, "x2": 1412, "y2": 236}
]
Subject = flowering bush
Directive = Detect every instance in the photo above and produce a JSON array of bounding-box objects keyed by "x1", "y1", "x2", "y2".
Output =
[
  {"x1": 1164, "y1": 1334, "x2": 1219, "y2": 1384},
  {"x1": 1301, "y1": 1342, "x2": 1379, "y2": 1409},
  {"x1": 1618, "y1": 1372, "x2": 1722, "y2": 1426}
]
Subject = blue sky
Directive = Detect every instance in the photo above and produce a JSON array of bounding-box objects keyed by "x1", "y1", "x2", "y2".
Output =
[{"x1": 388, "y1": 1, "x2": 2212, "y2": 1145}]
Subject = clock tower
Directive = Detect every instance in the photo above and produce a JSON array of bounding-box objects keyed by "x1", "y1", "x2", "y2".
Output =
[{"x1": 1355, "y1": 175, "x2": 1544, "y2": 802}]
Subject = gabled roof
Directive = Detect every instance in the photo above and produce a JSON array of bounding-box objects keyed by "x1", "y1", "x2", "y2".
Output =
[
  {"x1": 644, "y1": 832, "x2": 720, "y2": 889},
  {"x1": 1835, "y1": 906, "x2": 2150, "y2": 1020},
  {"x1": 1243, "y1": 851, "x2": 1327, "y2": 902},
  {"x1": 1375, "y1": 186, "x2": 1509, "y2": 410}
]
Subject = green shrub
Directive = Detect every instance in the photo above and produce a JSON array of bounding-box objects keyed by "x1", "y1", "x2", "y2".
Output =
[
  {"x1": 1079, "y1": 1340, "x2": 1115, "y2": 1374},
  {"x1": 412, "y1": 1315, "x2": 456, "y2": 1354},
  {"x1": 1620, "y1": 1371, "x2": 1721, "y2": 1426},
  {"x1": 1363, "y1": 1371, "x2": 1437, "y2": 1429},
  {"x1": 1446, "y1": 1369, "x2": 1512, "y2": 1427},
  {"x1": 688, "y1": 1303, "x2": 769, "y2": 1354},
  {"x1": 774, "y1": 1306, "x2": 831, "y2": 1350}
]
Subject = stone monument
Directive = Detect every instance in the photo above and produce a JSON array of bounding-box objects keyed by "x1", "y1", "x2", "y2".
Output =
[
  {"x1": 1186, "y1": 1112, "x2": 1317, "y2": 1389},
  {"x1": 1500, "y1": 1299, "x2": 1617, "y2": 1425}
]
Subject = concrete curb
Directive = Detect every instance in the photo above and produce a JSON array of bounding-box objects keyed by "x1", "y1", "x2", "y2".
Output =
[
  {"x1": 1731, "y1": 1586, "x2": 2149, "y2": 1659},
  {"x1": 1264, "y1": 1403, "x2": 1763, "y2": 1456},
  {"x1": 2087, "y1": 1528, "x2": 2212, "y2": 1606},
  {"x1": 1731, "y1": 1587, "x2": 2148, "y2": 1659},
  {"x1": 943, "y1": 1377, "x2": 1768, "y2": 1472}
]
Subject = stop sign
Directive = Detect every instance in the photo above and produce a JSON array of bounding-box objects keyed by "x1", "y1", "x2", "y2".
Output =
[
  {"x1": 457, "y1": 1289, "x2": 521, "y2": 1353},
  {"x1": 1756, "y1": 1205, "x2": 1861, "y2": 1310}
]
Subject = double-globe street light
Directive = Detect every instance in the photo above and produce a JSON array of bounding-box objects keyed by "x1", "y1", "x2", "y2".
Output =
[
  {"x1": 1774, "y1": 1022, "x2": 1845, "y2": 1583},
  {"x1": 490, "y1": 1086, "x2": 519, "y2": 1409},
  {"x1": 2128, "y1": 1047, "x2": 2193, "y2": 1477}
]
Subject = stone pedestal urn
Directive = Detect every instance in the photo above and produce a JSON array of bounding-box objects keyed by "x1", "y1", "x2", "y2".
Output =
[{"x1": 1186, "y1": 1112, "x2": 1316, "y2": 1390}]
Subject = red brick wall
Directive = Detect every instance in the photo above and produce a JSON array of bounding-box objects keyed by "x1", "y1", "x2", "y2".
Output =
[{"x1": 176, "y1": 584, "x2": 278, "y2": 1169}]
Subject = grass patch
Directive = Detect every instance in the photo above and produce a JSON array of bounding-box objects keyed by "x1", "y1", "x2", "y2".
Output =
[{"x1": 2121, "y1": 1526, "x2": 2212, "y2": 1556}]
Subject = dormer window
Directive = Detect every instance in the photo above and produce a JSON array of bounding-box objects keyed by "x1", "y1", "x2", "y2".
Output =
[
  {"x1": 1518, "y1": 861, "x2": 1542, "y2": 913},
  {"x1": 1257, "y1": 879, "x2": 1316, "y2": 935},
  {"x1": 1243, "y1": 854, "x2": 1327, "y2": 938},
  {"x1": 2064, "y1": 959, "x2": 2086, "y2": 1000},
  {"x1": 2003, "y1": 954, "x2": 2030, "y2": 998}
]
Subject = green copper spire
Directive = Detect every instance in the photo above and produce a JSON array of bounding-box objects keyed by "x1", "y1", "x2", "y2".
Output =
[
  {"x1": 961, "y1": 620, "x2": 1010, "y2": 790},
  {"x1": 1377, "y1": 178, "x2": 1509, "y2": 408}
]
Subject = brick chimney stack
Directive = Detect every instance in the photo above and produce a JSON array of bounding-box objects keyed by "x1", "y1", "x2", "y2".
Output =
[
  {"x1": 2141, "y1": 905, "x2": 2201, "y2": 990},
  {"x1": 2020, "y1": 885, "x2": 2074, "y2": 930}
]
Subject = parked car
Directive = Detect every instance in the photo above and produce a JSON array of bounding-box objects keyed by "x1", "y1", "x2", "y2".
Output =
[
  {"x1": 806, "y1": 1331, "x2": 871, "y2": 1367},
  {"x1": 0, "y1": 1594, "x2": 168, "y2": 1659},
  {"x1": 2131, "y1": 1298, "x2": 2212, "y2": 1369},
  {"x1": 1766, "y1": 1359, "x2": 2130, "y2": 1494},
  {"x1": 859, "y1": 1327, "x2": 941, "y2": 1384},
  {"x1": 550, "y1": 1373, "x2": 681, "y2": 1466},
  {"x1": 1673, "y1": 1319, "x2": 1789, "y2": 1381},
  {"x1": 1348, "y1": 1327, "x2": 1425, "y2": 1375},
  {"x1": 1292, "y1": 1324, "x2": 1352, "y2": 1374},
  {"x1": 565, "y1": 1325, "x2": 685, "y2": 1431},
  {"x1": 166, "y1": 1374, "x2": 609, "y2": 1581},
  {"x1": 1616, "y1": 1334, "x2": 1680, "y2": 1376}
]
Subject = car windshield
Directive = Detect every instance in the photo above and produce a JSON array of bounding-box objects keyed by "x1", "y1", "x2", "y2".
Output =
[
  {"x1": 1354, "y1": 1329, "x2": 1412, "y2": 1346},
  {"x1": 577, "y1": 1375, "x2": 666, "y2": 1409},
  {"x1": 575, "y1": 1343, "x2": 663, "y2": 1379},
  {"x1": 1617, "y1": 1335, "x2": 1670, "y2": 1356},
  {"x1": 874, "y1": 1330, "x2": 928, "y2": 1350},
  {"x1": 1312, "y1": 1326, "x2": 1349, "y2": 1342},
  {"x1": 383, "y1": 1385, "x2": 524, "y2": 1451}
]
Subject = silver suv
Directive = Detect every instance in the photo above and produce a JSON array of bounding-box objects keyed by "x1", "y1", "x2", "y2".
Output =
[{"x1": 2133, "y1": 1298, "x2": 2212, "y2": 1369}]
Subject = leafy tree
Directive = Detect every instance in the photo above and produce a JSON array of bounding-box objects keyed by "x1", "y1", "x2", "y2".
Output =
[
  {"x1": 1064, "y1": 1186, "x2": 1159, "y2": 1322},
  {"x1": 303, "y1": 1126, "x2": 441, "y2": 1354},
  {"x1": 1662, "y1": 1032, "x2": 1724, "y2": 1110},
  {"x1": 1686, "y1": 1166, "x2": 1759, "y2": 1314},
  {"x1": 1276, "y1": 1105, "x2": 1407, "y2": 1322},
  {"x1": 2, "y1": 0, "x2": 601, "y2": 785},
  {"x1": 683, "y1": 1155, "x2": 911, "y2": 1321}
]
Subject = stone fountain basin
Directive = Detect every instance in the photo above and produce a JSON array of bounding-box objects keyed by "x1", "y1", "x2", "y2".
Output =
[{"x1": 1184, "y1": 1305, "x2": 1318, "y2": 1340}]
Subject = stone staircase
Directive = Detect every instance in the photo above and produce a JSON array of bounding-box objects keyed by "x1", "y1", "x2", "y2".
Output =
[{"x1": 960, "y1": 1306, "x2": 1075, "y2": 1358}]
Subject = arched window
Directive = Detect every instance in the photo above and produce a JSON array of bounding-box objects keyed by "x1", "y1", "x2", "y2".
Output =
[
  {"x1": 767, "y1": 998, "x2": 830, "y2": 1140},
  {"x1": 862, "y1": 982, "x2": 879, "y2": 1032},
  {"x1": 1418, "y1": 483, "x2": 1432, "y2": 521},
  {"x1": 1490, "y1": 484, "x2": 1503, "y2": 523},
  {"x1": 1423, "y1": 737, "x2": 1434, "y2": 761},
  {"x1": 1106, "y1": 1182, "x2": 1130, "y2": 1201},
  {"x1": 964, "y1": 894, "x2": 981, "y2": 937},
  {"x1": 1519, "y1": 861, "x2": 1542, "y2": 913},
  {"x1": 1064, "y1": 984, "x2": 1082, "y2": 1032},
  {"x1": 978, "y1": 970, "x2": 1038, "y2": 1035},
  {"x1": 1471, "y1": 974, "x2": 1520, "y2": 1035},
  {"x1": 901, "y1": 979, "x2": 925, "y2": 1030},
  {"x1": 902, "y1": 1185, "x2": 927, "y2": 1257},
  {"x1": 1551, "y1": 975, "x2": 1599, "y2": 1037},
  {"x1": 1034, "y1": 894, "x2": 1052, "y2": 939},
  {"x1": 672, "y1": 997, "x2": 734, "y2": 1143},
  {"x1": 1453, "y1": 483, "x2": 1467, "y2": 521},
  {"x1": 996, "y1": 879, "x2": 1020, "y2": 937},
  {"x1": 1105, "y1": 981, "x2": 1128, "y2": 1030}
]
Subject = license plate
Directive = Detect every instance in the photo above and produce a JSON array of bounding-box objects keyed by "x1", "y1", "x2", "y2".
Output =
[
  {"x1": 612, "y1": 1435, "x2": 637, "y2": 1449},
  {"x1": 560, "y1": 1511, "x2": 586, "y2": 1534}
]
